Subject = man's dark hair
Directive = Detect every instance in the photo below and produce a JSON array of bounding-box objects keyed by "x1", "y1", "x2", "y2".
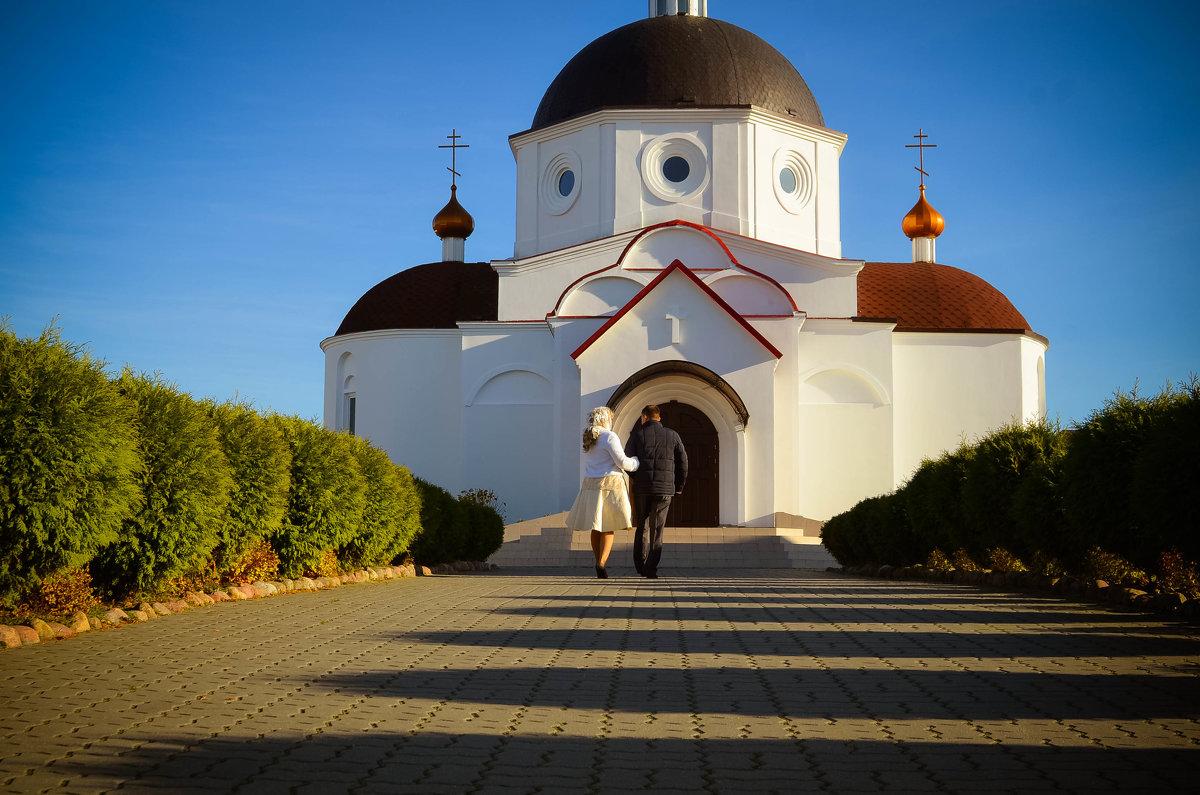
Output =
[{"x1": 642, "y1": 404, "x2": 661, "y2": 421}]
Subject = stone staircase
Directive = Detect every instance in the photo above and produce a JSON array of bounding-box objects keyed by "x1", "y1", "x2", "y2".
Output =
[{"x1": 489, "y1": 514, "x2": 837, "y2": 570}]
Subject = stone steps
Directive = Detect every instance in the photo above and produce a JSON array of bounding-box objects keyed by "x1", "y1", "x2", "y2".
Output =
[{"x1": 488, "y1": 524, "x2": 837, "y2": 569}]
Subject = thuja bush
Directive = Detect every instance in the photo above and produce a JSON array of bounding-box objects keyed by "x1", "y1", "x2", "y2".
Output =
[
  {"x1": 901, "y1": 445, "x2": 973, "y2": 555},
  {"x1": 1062, "y1": 379, "x2": 1197, "y2": 570},
  {"x1": 960, "y1": 420, "x2": 1069, "y2": 562},
  {"x1": 458, "y1": 497, "x2": 505, "y2": 562},
  {"x1": 0, "y1": 323, "x2": 142, "y2": 606},
  {"x1": 206, "y1": 401, "x2": 292, "y2": 577},
  {"x1": 410, "y1": 478, "x2": 467, "y2": 566},
  {"x1": 270, "y1": 416, "x2": 365, "y2": 578},
  {"x1": 821, "y1": 493, "x2": 914, "y2": 566},
  {"x1": 338, "y1": 437, "x2": 421, "y2": 569},
  {"x1": 91, "y1": 372, "x2": 233, "y2": 599},
  {"x1": 1129, "y1": 378, "x2": 1199, "y2": 564}
]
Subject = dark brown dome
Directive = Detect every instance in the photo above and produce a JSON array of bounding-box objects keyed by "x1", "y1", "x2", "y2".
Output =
[
  {"x1": 858, "y1": 261, "x2": 1042, "y2": 339},
  {"x1": 531, "y1": 15, "x2": 824, "y2": 132},
  {"x1": 336, "y1": 261, "x2": 497, "y2": 336}
]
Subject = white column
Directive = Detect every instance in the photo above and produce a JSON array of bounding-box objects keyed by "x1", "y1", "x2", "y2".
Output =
[
  {"x1": 649, "y1": 0, "x2": 707, "y2": 17},
  {"x1": 912, "y1": 237, "x2": 936, "y2": 263}
]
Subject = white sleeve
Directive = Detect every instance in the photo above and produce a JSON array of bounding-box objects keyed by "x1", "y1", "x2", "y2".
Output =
[{"x1": 604, "y1": 431, "x2": 639, "y2": 471}]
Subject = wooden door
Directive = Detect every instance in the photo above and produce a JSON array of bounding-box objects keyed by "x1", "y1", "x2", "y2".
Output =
[{"x1": 659, "y1": 400, "x2": 719, "y2": 527}]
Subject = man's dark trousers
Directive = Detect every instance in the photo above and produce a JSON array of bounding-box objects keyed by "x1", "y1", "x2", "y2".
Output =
[{"x1": 634, "y1": 495, "x2": 671, "y2": 577}]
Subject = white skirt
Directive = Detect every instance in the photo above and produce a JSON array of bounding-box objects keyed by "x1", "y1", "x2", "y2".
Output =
[{"x1": 566, "y1": 473, "x2": 634, "y2": 533}]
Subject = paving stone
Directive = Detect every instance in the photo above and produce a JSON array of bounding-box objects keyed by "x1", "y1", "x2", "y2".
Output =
[{"x1": 2, "y1": 569, "x2": 1198, "y2": 792}]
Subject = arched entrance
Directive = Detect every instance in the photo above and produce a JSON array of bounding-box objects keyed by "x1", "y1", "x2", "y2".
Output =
[
  {"x1": 607, "y1": 361, "x2": 746, "y2": 526},
  {"x1": 659, "y1": 400, "x2": 718, "y2": 527}
]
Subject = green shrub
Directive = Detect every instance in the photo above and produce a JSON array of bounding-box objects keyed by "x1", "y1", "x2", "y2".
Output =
[
  {"x1": 961, "y1": 420, "x2": 1068, "y2": 562},
  {"x1": 820, "y1": 493, "x2": 912, "y2": 566},
  {"x1": 1061, "y1": 382, "x2": 1180, "y2": 566},
  {"x1": 460, "y1": 488, "x2": 507, "y2": 523},
  {"x1": 91, "y1": 372, "x2": 232, "y2": 598},
  {"x1": 206, "y1": 401, "x2": 291, "y2": 578},
  {"x1": 902, "y1": 445, "x2": 974, "y2": 555},
  {"x1": 1011, "y1": 451, "x2": 1070, "y2": 563},
  {"x1": 270, "y1": 417, "x2": 365, "y2": 578},
  {"x1": 458, "y1": 496, "x2": 505, "y2": 562},
  {"x1": 1129, "y1": 378, "x2": 1199, "y2": 564},
  {"x1": 0, "y1": 323, "x2": 142, "y2": 606},
  {"x1": 819, "y1": 505, "x2": 866, "y2": 567},
  {"x1": 339, "y1": 437, "x2": 422, "y2": 569},
  {"x1": 410, "y1": 478, "x2": 466, "y2": 566}
]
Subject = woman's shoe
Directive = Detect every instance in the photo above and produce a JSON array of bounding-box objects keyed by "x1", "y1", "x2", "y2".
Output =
[{"x1": 595, "y1": 565, "x2": 608, "y2": 579}]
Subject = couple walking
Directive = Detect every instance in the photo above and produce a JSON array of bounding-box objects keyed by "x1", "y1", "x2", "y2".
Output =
[{"x1": 565, "y1": 404, "x2": 688, "y2": 578}]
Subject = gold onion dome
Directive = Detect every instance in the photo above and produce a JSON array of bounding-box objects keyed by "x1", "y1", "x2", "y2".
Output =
[
  {"x1": 902, "y1": 186, "x2": 945, "y2": 239},
  {"x1": 432, "y1": 185, "x2": 475, "y2": 239}
]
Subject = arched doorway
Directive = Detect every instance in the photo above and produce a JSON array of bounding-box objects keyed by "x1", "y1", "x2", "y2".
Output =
[{"x1": 659, "y1": 400, "x2": 718, "y2": 527}]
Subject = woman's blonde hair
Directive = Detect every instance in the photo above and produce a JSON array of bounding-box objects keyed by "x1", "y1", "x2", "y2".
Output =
[{"x1": 582, "y1": 406, "x2": 614, "y2": 451}]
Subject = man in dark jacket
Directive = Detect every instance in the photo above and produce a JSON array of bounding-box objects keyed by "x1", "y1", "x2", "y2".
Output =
[{"x1": 624, "y1": 404, "x2": 687, "y2": 578}]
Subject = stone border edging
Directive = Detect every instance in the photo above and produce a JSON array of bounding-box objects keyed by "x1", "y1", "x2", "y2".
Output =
[
  {"x1": 828, "y1": 564, "x2": 1200, "y2": 622},
  {"x1": 0, "y1": 560, "x2": 499, "y2": 652}
]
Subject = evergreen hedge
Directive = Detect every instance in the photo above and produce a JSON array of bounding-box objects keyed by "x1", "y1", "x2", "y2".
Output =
[
  {"x1": 822, "y1": 378, "x2": 1199, "y2": 579},
  {"x1": 270, "y1": 416, "x2": 366, "y2": 578},
  {"x1": 2, "y1": 324, "x2": 502, "y2": 604},
  {"x1": 459, "y1": 498, "x2": 506, "y2": 562},
  {"x1": 0, "y1": 323, "x2": 141, "y2": 606},
  {"x1": 1130, "y1": 388, "x2": 1200, "y2": 563},
  {"x1": 902, "y1": 445, "x2": 973, "y2": 556},
  {"x1": 91, "y1": 372, "x2": 233, "y2": 599},
  {"x1": 960, "y1": 420, "x2": 1069, "y2": 563},
  {"x1": 206, "y1": 400, "x2": 292, "y2": 578},
  {"x1": 1061, "y1": 380, "x2": 1198, "y2": 571},
  {"x1": 410, "y1": 478, "x2": 466, "y2": 566},
  {"x1": 339, "y1": 436, "x2": 422, "y2": 569}
]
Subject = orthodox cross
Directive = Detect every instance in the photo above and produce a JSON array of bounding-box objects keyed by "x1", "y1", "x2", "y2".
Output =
[
  {"x1": 438, "y1": 129, "x2": 469, "y2": 188},
  {"x1": 905, "y1": 128, "x2": 937, "y2": 188}
]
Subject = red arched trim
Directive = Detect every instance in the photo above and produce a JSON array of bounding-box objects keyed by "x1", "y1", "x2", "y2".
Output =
[{"x1": 548, "y1": 221, "x2": 798, "y2": 317}]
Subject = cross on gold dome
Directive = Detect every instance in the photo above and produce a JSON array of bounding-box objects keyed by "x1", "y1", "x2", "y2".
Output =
[
  {"x1": 438, "y1": 129, "x2": 470, "y2": 188},
  {"x1": 905, "y1": 128, "x2": 937, "y2": 189}
]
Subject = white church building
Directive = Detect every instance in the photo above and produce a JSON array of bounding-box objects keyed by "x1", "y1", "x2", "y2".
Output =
[{"x1": 321, "y1": 1, "x2": 1047, "y2": 530}]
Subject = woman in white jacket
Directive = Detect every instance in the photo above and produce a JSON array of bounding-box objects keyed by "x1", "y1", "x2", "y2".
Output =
[{"x1": 565, "y1": 406, "x2": 639, "y2": 578}]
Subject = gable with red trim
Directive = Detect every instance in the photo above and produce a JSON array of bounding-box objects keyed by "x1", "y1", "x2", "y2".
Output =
[{"x1": 572, "y1": 260, "x2": 783, "y2": 361}]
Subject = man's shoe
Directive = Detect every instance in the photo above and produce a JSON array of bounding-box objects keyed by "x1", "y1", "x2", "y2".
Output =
[{"x1": 644, "y1": 572, "x2": 658, "y2": 579}]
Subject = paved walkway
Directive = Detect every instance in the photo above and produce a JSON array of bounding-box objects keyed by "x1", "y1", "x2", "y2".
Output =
[{"x1": 2, "y1": 568, "x2": 1198, "y2": 794}]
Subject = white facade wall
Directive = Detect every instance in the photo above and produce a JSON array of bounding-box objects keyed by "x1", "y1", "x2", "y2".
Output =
[
  {"x1": 511, "y1": 109, "x2": 845, "y2": 261},
  {"x1": 793, "y1": 320, "x2": 896, "y2": 519},
  {"x1": 460, "y1": 323, "x2": 556, "y2": 522},
  {"x1": 891, "y1": 332, "x2": 1046, "y2": 486},
  {"x1": 321, "y1": 331, "x2": 464, "y2": 491}
]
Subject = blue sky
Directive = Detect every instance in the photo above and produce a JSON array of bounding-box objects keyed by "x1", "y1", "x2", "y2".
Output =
[{"x1": 2, "y1": 0, "x2": 1197, "y2": 426}]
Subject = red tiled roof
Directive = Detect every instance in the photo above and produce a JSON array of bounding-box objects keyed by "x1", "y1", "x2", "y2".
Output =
[
  {"x1": 335, "y1": 261, "x2": 497, "y2": 335},
  {"x1": 857, "y1": 261, "x2": 1039, "y2": 337}
]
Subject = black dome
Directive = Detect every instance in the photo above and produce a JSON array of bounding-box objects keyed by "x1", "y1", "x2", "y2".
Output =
[{"x1": 531, "y1": 15, "x2": 823, "y2": 132}]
